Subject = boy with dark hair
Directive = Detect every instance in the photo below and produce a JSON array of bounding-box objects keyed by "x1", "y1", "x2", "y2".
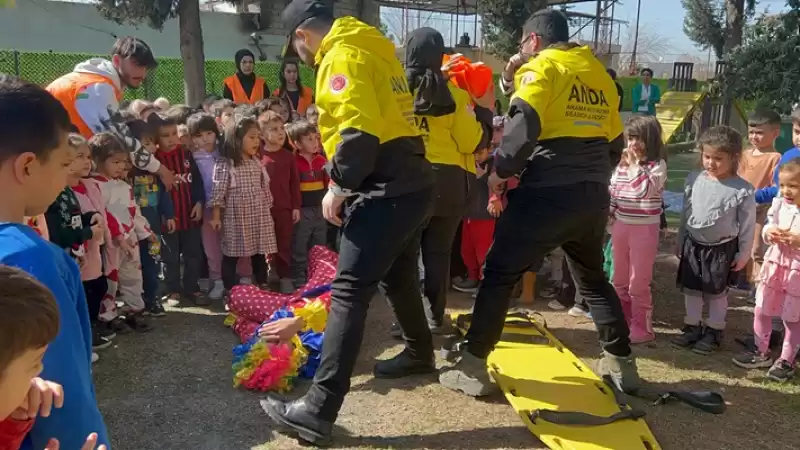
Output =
[
  {"x1": 0, "y1": 75, "x2": 109, "y2": 449},
  {"x1": 286, "y1": 119, "x2": 327, "y2": 288},
  {"x1": 128, "y1": 119, "x2": 176, "y2": 316},
  {"x1": 152, "y1": 114, "x2": 206, "y2": 305}
]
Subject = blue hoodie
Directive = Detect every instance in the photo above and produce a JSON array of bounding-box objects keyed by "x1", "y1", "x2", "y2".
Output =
[
  {"x1": 755, "y1": 147, "x2": 800, "y2": 204},
  {"x1": 0, "y1": 223, "x2": 110, "y2": 450}
]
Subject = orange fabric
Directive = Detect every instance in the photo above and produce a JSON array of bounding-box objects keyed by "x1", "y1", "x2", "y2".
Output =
[
  {"x1": 224, "y1": 75, "x2": 265, "y2": 104},
  {"x1": 46, "y1": 72, "x2": 122, "y2": 138},
  {"x1": 272, "y1": 86, "x2": 314, "y2": 116}
]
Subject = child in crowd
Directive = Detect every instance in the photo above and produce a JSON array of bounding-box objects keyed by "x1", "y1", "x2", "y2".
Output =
[
  {"x1": 258, "y1": 109, "x2": 300, "y2": 294},
  {"x1": 674, "y1": 126, "x2": 756, "y2": 355},
  {"x1": 609, "y1": 115, "x2": 668, "y2": 344},
  {"x1": 287, "y1": 119, "x2": 327, "y2": 288},
  {"x1": 209, "y1": 113, "x2": 277, "y2": 293},
  {"x1": 453, "y1": 146, "x2": 494, "y2": 294},
  {"x1": 0, "y1": 265, "x2": 107, "y2": 450},
  {"x1": 0, "y1": 75, "x2": 110, "y2": 449},
  {"x1": 127, "y1": 119, "x2": 176, "y2": 316},
  {"x1": 211, "y1": 99, "x2": 235, "y2": 131},
  {"x1": 202, "y1": 94, "x2": 220, "y2": 113},
  {"x1": 54, "y1": 134, "x2": 112, "y2": 354},
  {"x1": 89, "y1": 133, "x2": 154, "y2": 332},
  {"x1": 736, "y1": 110, "x2": 782, "y2": 295},
  {"x1": 187, "y1": 112, "x2": 227, "y2": 300},
  {"x1": 152, "y1": 114, "x2": 206, "y2": 305},
  {"x1": 153, "y1": 97, "x2": 170, "y2": 111},
  {"x1": 733, "y1": 160, "x2": 800, "y2": 382}
]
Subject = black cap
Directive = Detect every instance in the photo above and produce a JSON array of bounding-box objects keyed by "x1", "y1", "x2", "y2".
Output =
[
  {"x1": 280, "y1": 0, "x2": 334, "y2": 59},
  {"x1": 522, "y1": 9, "x2": 570, "y2": 44}
]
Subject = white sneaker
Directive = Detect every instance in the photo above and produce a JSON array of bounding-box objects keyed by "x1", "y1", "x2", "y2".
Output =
[
  {"x1": 240, "y1": 277, "x2": 252, "y2": 285},
  {"x1": 209, "y1": 280, "x2": 225, "y2": 300},
  {"x1": 91, "y1": 352, "x2": 99, "y2": 364},
  {"x1": 567, "y1": 305, "x2": 591, "y2": 318},
  {"x1": 548, "y1": 299, "x2": 566, "y2": 310}
]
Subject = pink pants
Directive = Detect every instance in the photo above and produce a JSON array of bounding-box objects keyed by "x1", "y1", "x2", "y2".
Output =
[
  {"x1": 201, "y1": 210, "x2": 251, "y2": 280},
  {"x1": 754, "y1": 306, "x2": 800, "y2": 365},
  {"x1": 612, "y1": 221, "x2": 660, "y2": 342}
]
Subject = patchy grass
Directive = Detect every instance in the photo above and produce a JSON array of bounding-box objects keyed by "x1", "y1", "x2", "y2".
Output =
[{"x1": 95, "y1": 231, "x2": 798, "y2": 450}]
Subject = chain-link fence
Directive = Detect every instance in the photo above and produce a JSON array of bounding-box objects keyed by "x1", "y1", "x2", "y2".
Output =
[{"x1": 0, "y1": 49, "x2": 317, "y2": 104}]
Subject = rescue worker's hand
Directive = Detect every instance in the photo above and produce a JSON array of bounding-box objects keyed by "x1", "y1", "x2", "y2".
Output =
[
  {"x1": 472, "y1": 83, "x2": 496, "y2": 111},
  {"x1": 502, "y1": 53, "x2": 527, "y2": 84},
  {"x1": 322, "y1": 190, "x2": 346, "y2": 227},
  {"x1": 488, "y1": 172, "x2": 507, "y2": 194}
]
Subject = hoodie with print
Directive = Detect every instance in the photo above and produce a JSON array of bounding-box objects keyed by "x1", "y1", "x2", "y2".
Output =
[{"x1": 46, "y1": 58, "x2": 161, "y2": 174}]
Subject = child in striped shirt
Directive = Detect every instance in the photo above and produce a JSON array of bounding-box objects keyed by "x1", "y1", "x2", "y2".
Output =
[{"x1": 609, "y1": 115, "x2": 668, "y2": 344}]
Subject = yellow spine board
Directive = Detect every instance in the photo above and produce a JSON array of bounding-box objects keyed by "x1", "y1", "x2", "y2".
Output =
[{"x1": 452, "y1": 313, "x2": 662, "y2": 450}]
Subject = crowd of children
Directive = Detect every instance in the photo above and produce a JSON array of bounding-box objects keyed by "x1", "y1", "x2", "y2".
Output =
[
  {"x1": 23, "y1": 88, "x2": 330, "y2": 366},
  {"x1": 452, "y1": 109, "x2": 799, "y2": 383}
]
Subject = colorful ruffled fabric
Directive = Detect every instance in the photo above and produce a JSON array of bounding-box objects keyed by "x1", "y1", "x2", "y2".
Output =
[{"x1": 231, "y1": 291, "x2": 332, "y2": 391}]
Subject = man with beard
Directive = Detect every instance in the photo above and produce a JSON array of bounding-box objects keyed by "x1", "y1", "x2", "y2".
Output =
[{"x1": 47, "y1": 36, "x2": 174, "y2": 188}]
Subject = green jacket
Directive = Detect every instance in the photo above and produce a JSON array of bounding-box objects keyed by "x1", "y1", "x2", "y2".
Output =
[{"x1": 631, "y1": 83, "x2": 661, "y2": 115}]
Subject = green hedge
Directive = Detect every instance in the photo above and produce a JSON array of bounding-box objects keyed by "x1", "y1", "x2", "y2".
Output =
[{"x1": 0, "y1": 49, "x2": 316, "y2": 105}]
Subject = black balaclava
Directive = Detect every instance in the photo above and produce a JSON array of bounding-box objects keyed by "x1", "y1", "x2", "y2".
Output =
[{"x1": 405, "y1": 27, "x2": 455, "y2": 117}]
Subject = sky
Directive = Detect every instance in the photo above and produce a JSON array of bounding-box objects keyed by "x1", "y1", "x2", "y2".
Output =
[
  {"x1": 569, "y1": 0, "x2": 787, "y2": 56},
  {"x1": 381, "y1": 0, "x2": 790, "y2": 58}
]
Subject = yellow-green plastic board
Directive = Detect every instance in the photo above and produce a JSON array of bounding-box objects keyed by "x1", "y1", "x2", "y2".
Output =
[
  {"x1": 452, "y1": 312, "x2": 661, "y2": 450},
  {"x1": 655, "y1": 91, "x2": 706, "y2": 143}
]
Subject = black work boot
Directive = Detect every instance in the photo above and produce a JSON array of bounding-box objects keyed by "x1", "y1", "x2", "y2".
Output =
[
  {"x1": 373, "y1": 349, "x2": 436, "y2": 379},
  {"x1": 261, "y1": 396, "x2": 333, "y2": 446},
  {"x1": 671, "y1": 323, "x2": 704, "y2": 348}
]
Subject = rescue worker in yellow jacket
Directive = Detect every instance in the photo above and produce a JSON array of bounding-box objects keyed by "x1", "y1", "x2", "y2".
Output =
[
  {"x1": 261, "y1": 0, "x2": 435, "y2": 444},
  {"x1": 46, "y1": 37, "x2": 174, "y2": 188},
  {"x1": 439, "y1": 9, "x2": 642, "y2": 397},
  {"x1": 387, "y1": 27, "x2": 494, "y2": 340}
]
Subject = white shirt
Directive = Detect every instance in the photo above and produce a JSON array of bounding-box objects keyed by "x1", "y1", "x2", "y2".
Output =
[{"x1": 638, "y1": 84, "x2": 651, "y2": 112}]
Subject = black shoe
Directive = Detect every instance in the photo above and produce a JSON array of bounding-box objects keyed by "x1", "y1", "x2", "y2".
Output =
[
  {"x1": 693, "y1": 327, "x2": 723, "y2": 355},
  {"x1": 373, "y1": 349, "x2": 435, "y2": 379},
  {"x1": 143, "y1": 302, "x2": 167, "y2": 317},
  {"x1": 92, "y1": 329, "x2": 112, "y2": 350},
  {"x1": 767, "y1": 359, "x2": 797, "y2": 382},
  {"x1": 260, "y1": 396, "x2": 332, "y2": 446},
  {"x1": 107, "y1": 317, "x2": 132, "y2": 335},
  {"x1": 671, "y1": 324, "x2": 704, "y2": 348},
  {"x1": 125, "y1": 314, "x2": 154, "y2": 333},
  {"x1": 95, "y1": 324, "x2": 116, "y2": 341}
]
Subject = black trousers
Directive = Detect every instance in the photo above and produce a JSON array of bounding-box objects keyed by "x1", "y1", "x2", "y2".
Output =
[
  {"x1": 162, "y1": 227, "x2": 203, "y2": 295},
  {"x1": 420, "y1": 215, "x2": 463, "y2": 327},
  {"x1": 222, "y1": 254, "x2": 267, "y2": 290},
  {"x1": 305, "y1": 188, "x2": 434, "y2": 422},
  {"x1": 83, "y1": 276, "x2": 107, "y2": 324},
  {"x1": 465, "y1": 182, "x2": 631, "y2": 358}
]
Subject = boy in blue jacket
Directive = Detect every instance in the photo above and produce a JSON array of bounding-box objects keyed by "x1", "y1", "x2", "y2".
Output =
[{"x1": 0, "y1": 75, "x2": 110, "y2": 449}]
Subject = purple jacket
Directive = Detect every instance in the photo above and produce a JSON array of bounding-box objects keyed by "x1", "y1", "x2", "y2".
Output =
[{"x1": 192, "y1": 150, "x2": 219, "y2": 204}]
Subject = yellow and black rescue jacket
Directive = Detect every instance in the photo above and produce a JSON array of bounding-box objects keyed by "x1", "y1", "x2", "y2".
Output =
[
  {"x1": 496, "y1": 45, "x2": 624, "y2": 188},
  {"x1": 315, "y1": 17, "x2": 434, "y2": 198},
  {"x1": 416, "y1": 82, "x2": 491, "y2": 216}
]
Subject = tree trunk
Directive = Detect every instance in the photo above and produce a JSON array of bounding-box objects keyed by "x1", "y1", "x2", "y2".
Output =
[
  {"x1": 178, "y1": 0, "x2": 206, "y2": 107},
  {"x1": 724, "y1": 0, "x2": 745, "y2": 55}
]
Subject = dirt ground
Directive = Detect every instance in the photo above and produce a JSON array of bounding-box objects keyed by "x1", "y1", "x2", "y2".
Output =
[{"x1": 94, "y1": 230, "x2": 800, "y2": 450}]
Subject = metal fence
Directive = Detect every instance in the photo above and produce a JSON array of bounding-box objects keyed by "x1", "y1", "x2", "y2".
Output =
[{"x1": 0, "y1": 49, "x2": 317, "y2": 104}]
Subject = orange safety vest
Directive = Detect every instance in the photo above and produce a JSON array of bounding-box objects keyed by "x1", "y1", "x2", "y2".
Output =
[
  {"x1": 272, "y1": 86, "x2": 314, "y2": 116},
  {"x1": 223, "y1": 75, "x2": 266, "y2": 105},
  {"x1": 46, "y1": 72, "x2": 123, "y2": 139}
]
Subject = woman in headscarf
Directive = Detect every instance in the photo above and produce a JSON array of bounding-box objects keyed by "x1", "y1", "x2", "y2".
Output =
[
  {"x1": 223, "y1": 49, "x2": 269, "y2": 104},
  {"x1": 383, "y1": 27, "x2": 494, "y2": 366}
]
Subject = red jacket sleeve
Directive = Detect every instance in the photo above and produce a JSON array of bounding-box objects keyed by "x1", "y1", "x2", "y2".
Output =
[
  {"x1": 0, "y1": 418, "x2": 34, "y2": 450},
  {"x1": 289, "y1": 154, "x2": 302, "y2": 210}
]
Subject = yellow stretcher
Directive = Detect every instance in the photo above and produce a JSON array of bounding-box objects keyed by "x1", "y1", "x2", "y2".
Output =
[{"x1": 450, "y1": 311, "x2": 662, "y2": 450}]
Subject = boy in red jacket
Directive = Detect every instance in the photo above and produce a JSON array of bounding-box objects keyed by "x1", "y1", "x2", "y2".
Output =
[{"x1": 0, "y1": 265, "x2": 104, "y2": 450}]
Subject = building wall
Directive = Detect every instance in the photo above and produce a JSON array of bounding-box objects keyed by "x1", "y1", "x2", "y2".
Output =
[{"x1": 0, "y1": 0, "x2": 379, "y2": 61}]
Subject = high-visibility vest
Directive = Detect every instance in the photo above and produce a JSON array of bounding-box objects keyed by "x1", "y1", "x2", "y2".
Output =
[
  {"x1": 46, "y1": 72, "x2": 123, "y2": 138},
  {"x1": 272, "y1": 86, "x2": 314, "y2": 116},
  {"x1": 223, "y1": 75, "x2": 266, "y2": 104}
]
